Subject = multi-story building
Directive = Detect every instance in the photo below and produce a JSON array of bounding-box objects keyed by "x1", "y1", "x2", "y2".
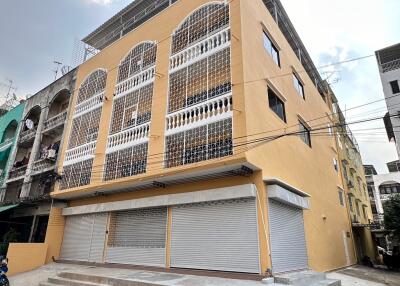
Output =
[
  {"x1": 376, "y1": 43, "x2": 400, "y2": 159},
  {"x1": 331, "y1": 93, "x2": 376, "y2": 262},
  {"x1": 25, "y1": 0, "x2": 357, "y2": 275},
  {"x1": 364, "y1": 161, "x2": 400, "y2": 250},
  {"x1": 0, "y1": 70, "x2": 76, "y2": 247}
]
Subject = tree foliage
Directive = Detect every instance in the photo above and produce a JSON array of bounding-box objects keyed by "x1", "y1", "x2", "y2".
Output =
[{"x1": 384, "y1": 194, "x2": 400, "y2": 238}]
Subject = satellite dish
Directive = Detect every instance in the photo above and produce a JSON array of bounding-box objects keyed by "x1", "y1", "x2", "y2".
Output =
[
  {"x1": 25, "y1": 119, "x2": 34, "y2": 130},
  {"x1": 61, "y1": 66, "x2": 72, "y2": 76}
]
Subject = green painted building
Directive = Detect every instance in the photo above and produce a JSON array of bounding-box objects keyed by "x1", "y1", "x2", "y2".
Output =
[{"x1": 0, "y1": 103, "x2": 25, "y2": 194}]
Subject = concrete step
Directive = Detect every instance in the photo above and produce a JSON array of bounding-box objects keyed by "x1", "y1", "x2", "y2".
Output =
[
  {"x1": 58, "y1": 272, "x2": 161, "y2": 286},
  {"x1": 47, "y1": 276, "x2": 110, "y2": 286},
  {"x1": 274, "y1": 270, "x2": 327, "y2": 286},
  {"x1": 311, "y1": 279, "x2": 341, "y2": 286}
]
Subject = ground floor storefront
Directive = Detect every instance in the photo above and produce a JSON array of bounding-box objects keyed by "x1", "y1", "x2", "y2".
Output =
[{"x1": 57, "y1": 181, "x2": 312, "y2": 275}]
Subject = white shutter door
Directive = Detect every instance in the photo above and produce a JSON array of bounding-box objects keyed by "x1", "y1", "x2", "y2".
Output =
[
  {"x1": 61, "y1": 214, "x2": 93, "y2": 261},
  {"x1": 106, "y1": 207, "x2": 167, "y2": 266},
  {"x1": 89, "y1": 213, "x2": 108, "y2": 263},
  {"x1": 268, "y1": 200, "x2": 308, "y2": 273},
  {"x1": 171, "y1": 198, "x2": 260, "y2": 273}
]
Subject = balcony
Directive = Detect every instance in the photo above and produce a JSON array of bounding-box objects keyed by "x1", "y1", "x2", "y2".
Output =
[
  {"x1": 19, "y1": 129, "x2": 36, "y2": 147},
  {"x1": 347, "y1": 180, "x2": 354, "y2": 189},
  {"x1": 64, "y1": 141, "x2": 97, "y2": 166},
  {"x1": 31, "y1": 158, "x2": 56, "y2": 176},
  {"x1": 0, "y1": 138, "x2": 13, "y2": 152},
  {"x1": 7, "y1": 165, "x2": 27, "y2": 183},
  {"x1": 381, "y1": 58, "x2": 400, "y2": 73},
  {"x1": 165, "y1": 93, "x2": 233, "y2": 136},
  {"x1": 114, "y1": 66, "x2": 155, "y2": 98},
  {"x1": 106, "y1": 123, "x2": 150, "y2": 154},
  {"x1": 43, "y1": 111, "x2": 67, "y2": 135}
]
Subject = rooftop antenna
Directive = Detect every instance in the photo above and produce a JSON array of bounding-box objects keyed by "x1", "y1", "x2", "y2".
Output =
[{"x1": 53, "y1": 60, "x2": 63, "y2": 81}]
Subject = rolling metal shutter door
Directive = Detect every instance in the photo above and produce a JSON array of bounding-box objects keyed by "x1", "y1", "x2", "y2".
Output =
[
  {"x1": 171, "y1": 198, "x2": 260, "y2": 273},
  {"x1": 61, "y1": 214, "x2": 93, "y2": 261},
  {"x1": 61, "y1": 213, "x2": 107, "y2": 263},
  {"x1": 106, "y1": 207, "x2": 167, "y2": 266},
  {"x1": 268, "y1": 200, "x2": 308, "y2": 273},
  {"x1": 88, "y1": 213, "x2": 108, "y2": 262}
]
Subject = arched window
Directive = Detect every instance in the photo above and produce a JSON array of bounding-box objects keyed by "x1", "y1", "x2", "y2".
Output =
[
  {"x1": 1, "y1": 120, "x2": 18, "y2": 143},
  {"x1": 117, "y1": 42, "x2": 157, "y2": 83},
  {"x1": 171, "y1": 3, "x2": 229, "y2": 54},
  {"x1": 61, "y1": 69, "x2": 107, "y2": 190},
  {"x1": 77, "y1": 69, "x2": 107, "y2": 104},
  {"x1": 165, "y1": 3, "x2": 233, "y2": 168},
  {"x1": 103, "y1": 42, "x2": 157, "y2": 182}
]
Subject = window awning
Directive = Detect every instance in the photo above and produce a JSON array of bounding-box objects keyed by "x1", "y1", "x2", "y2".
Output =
[{"x1": 0, "y1": 204, "x2": 19, "y2": 213}]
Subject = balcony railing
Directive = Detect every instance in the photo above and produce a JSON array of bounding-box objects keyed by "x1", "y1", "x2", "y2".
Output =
[
  {"x1": 7, "y1": 165, "x2": 27, "y2": 181},
  {"x1": 74, "y1": 92, "x2": 104, "y2": 117},
  {"x1": 0, "y1": 138, "x2": 13, "y2": 152},
  {"x1": 107, "y1": 123, "x2": 150, "y2": 153},
  {"x1": 169, "y1": 27, "x2": 231, "y2": 73},
  {"x1": 382, "y1": 58, "x2": 400, "y2": 73},
  {"x1": 43, "y1": 111, "x2": 67, "y2": 132},
  {"x1": 20, "y1": 128, "x2": 36, "y2": 143},
  {"x1": 32, "y1": 158, "x2": 56, "y2": 175},
  {"x1": 114, "y1": 66, "x2": 155, "y2": 98},
  {"x1": 166, "y1": 93, "x2": 233, "y2": 135},
  {"x1": 64, "y1": 141, "x2": 97, "y2": 165}
]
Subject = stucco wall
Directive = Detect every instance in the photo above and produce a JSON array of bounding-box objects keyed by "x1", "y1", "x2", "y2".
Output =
[{"x1": 6, "y1": 243, "x2": 47, "y2": 276}]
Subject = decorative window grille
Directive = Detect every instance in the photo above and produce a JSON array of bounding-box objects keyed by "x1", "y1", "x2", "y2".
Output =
[
  {"x1": 168, "y1": 47, "x2": 231, "y2": 113},
  {"x1": 60, "y1": 158, "x2": 94, "y2": 190},
  {"x1": 68, "y1": 107, "x2": 102, "y2": 149},
  {"x1": 77, "y1": 70, "x2": 107, "y2": 104},
  {"x1": 104, "y1": 143, "x2": 148, "y2": 181},
  {"x1": 171, "y1": 3, "x2": 229, "y2": 55},
  {"x1": 110, "y1": 84, "x2": 153, "y2": 135},
  {"x1": 62, "y1": 69, "x2": 107, "y2": 189},
  {"x1": 165, "y1": 118, "x2": 232, "y2": 168},
  {"x1": 117, "y1": 42, "x2": 157, "y2": 84}
]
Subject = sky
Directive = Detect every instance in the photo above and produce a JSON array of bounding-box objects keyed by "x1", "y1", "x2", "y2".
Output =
[{"x1": 0, "y1": 0, "x2": 399, "y2": 173}]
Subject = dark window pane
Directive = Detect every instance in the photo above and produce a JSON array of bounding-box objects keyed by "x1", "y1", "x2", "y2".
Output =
[
  {"x1": 390, "y1": 80, "x2": 400, "y2": 94},
  {"x1": 268, "y1": 88, "x2": 286, "y2": 122}
]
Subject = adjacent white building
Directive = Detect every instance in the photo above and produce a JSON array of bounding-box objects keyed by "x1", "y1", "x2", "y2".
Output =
[{"x1": 376, "y1": 43, "x2": 400, "y2": 158}]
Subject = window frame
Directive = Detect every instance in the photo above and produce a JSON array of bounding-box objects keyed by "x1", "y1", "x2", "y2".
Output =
[
  {"x1": 338, "y1": 189, "x2": 345, "y2": 207},
  {"x1": 262, "y1": 29, "x2": 280, "y2": 67},
  {"x1": 268, "y1": 87, "x2": 286, "y2": 123},
  {"x1": 298, "y1": 119, "x2": 311, "y2": 147},
  {"x1": 292, "y1": 72, "x2": 305, "y2": 99},
  {"x1": 390, "y1": 80, "x2": 400, "y2": 94}
]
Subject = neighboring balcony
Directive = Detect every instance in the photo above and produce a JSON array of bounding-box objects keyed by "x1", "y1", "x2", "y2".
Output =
[
  {"x1": 7, "y1": 165, "x2": 27, "y2": 183},
  {"x1": 43, "y1": 111, "x2": 67, "y2": 136},
  {"x1": 31, "y1": 158, "x2": 56, "y2": 176},
  {"x1": 19, "y1": 128, "x2": 37, "y2": 147},
  {"x1": 381, "y1": 58, "x2": 400, "y2": 73},
  {"x1": 0, "y1": 138, "x2": 13, "y2": 152}
]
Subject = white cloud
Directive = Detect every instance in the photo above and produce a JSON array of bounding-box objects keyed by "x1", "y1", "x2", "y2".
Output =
[
  {"x1": 85, "y1": 0, "x2": 116, "y2": 5},
  {"x1": 281, "y1": 0, "x2": 400, "y2": 173}
]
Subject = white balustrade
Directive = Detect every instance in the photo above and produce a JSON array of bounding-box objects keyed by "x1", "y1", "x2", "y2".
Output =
[
  {"x1": 64, "y1": 141, "x2": 97, "y2": 165},
  {"x1": 169, "y1": 27, "x2": 231, "y2": 72},
  {"x1": 165, "y1": 93, "x2": 232, "y2": 135},
  {"x1": 43, "y1": 111, "x2": 67, "y2": 132},
  {"x1": 114, "y1": 66, "x2": 156, "y2": 98},
  {"x1": 106, "y1": 123, "x2": 150, "y2": 153},
  {"x1": 74, "y1": 92, "x2": 104, "y2": 117}
]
